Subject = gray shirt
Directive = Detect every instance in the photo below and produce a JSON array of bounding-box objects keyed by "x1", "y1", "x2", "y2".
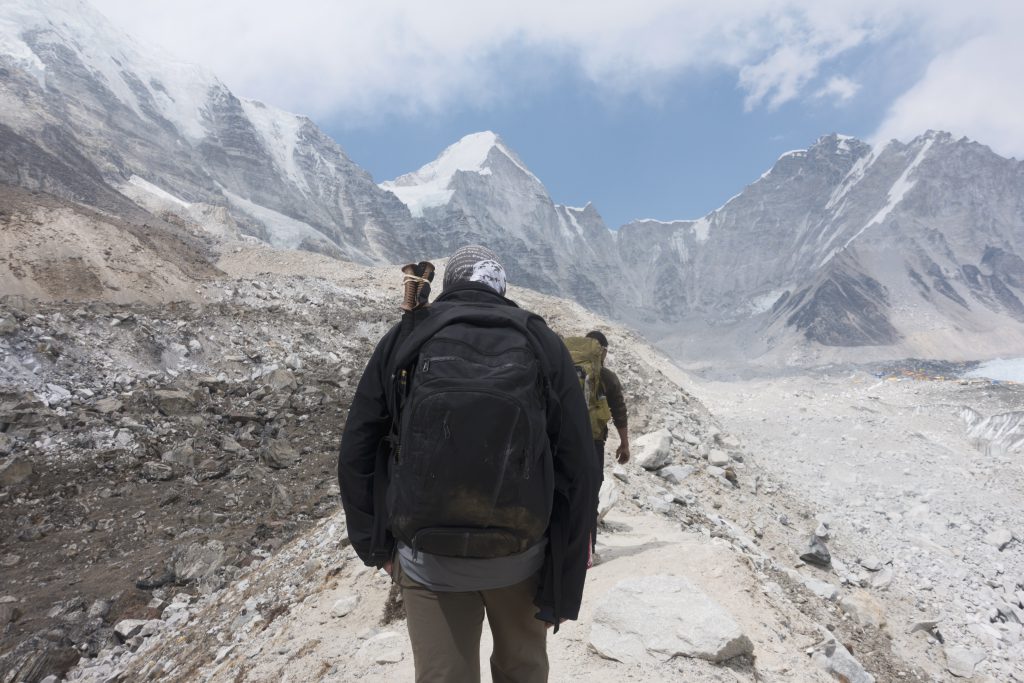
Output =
[{"x1": 398, "y1": 540, "x2": 547, "y2": 592}]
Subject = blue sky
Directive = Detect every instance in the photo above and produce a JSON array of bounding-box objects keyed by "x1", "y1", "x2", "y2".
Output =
[
  {"x1": 327, "y1": 41, "x2": 925, "y2": 228},
  {"x1": 92, "y1": 0, "x2": 1024, "y2": 230}
]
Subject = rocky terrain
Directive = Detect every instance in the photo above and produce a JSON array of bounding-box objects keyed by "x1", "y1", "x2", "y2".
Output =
[{"x1": 5, "y1": 223, "x2": 1019, "y2": 681}]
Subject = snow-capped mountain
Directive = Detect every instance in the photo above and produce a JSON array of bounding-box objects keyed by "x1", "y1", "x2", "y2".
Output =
[
  {"x1": 619, "y1": 132, "x2": 1024, "y2": 363},
  {"x1": 0, "y1": 0, "x2": 419, "y2": 262},
  {"x1": 379, "y1": 131, "x2": 631, "y2": 314}
]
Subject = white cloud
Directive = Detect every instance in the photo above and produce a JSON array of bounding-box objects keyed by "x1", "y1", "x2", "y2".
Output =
[
  {"x1": 872, "y1": 8, "x2": 1024, "y2": 158},
  {"x1": 87, "y1": 0, "x2": 1023, "y2": 157},
  {"x1": 815, "y1": 76, "x2": 861, "y2": 103}
]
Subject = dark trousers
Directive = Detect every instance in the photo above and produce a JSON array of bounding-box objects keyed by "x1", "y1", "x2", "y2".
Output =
[
  {"x1": 592, "y1": 439, "x2": 605, "y2": 550},
  {"x1": 397, "y1": 561, "x2": 549, "y2": 683}
]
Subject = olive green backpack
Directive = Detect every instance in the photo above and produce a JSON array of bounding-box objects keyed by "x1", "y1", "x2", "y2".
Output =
[{"x1": 564, "y1": 336, "x2": 612, "y2": 440}]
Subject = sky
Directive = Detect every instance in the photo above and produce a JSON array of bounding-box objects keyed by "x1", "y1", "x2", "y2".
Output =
[{"x1": 90, "y1": 0, "x2": 1024, "y2": 229}]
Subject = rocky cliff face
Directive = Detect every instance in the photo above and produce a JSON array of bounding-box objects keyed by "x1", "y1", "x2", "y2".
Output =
[
  {"x1": 0, "y1": 0, "x2": 422, "y2": 263},
  {"x1": 617, "y1": 133, "x2": 1024, "y2": 362},
  {"x1": 381, "y1": 132, "x2": 630, "y2": 315}
]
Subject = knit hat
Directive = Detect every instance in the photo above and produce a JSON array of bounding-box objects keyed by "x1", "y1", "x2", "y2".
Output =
[{"x1": 442, "y1": 245, "x2": 507, "y2": 295}]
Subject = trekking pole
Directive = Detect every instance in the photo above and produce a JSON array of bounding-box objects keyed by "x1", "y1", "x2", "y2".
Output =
[{"x1": 400, "y1": 261, "x2": 435, "y2": 311}]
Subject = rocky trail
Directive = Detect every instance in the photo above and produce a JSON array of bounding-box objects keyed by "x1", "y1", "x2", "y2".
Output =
[{"x1": 0, "y1": 240, "x2": 1014, "y2": 682}]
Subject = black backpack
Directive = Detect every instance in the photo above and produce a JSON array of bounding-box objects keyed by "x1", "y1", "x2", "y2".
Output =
[{"x1": 384, "y1": 302, "x2": 554, "y2": 559}]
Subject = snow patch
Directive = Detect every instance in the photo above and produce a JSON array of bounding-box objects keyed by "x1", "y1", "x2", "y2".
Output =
[
  {"x1": 965, "y1": 358, "x2": 1024, "y2": 383},
  {"x1": 381, "y1": 131, "x2": 538, "y2": 216},
  {"x1": 0, "y1": 0, "x2": 218, "y2": 140},
  {"x1": 127, "y1": 175, "x2": 190, "y2": 208},
  {"x1": 240, "y1": 100, "x2": 310, "y2": 194},
  {"x1": 818, "y1": 138, "x2": 934, "y2": 268},
  {"x1": 690, "y1": 217, "x2": 711, "y2": 243},
  {"x1": 221, "y1": 188, "x2": 326, "y2": 249},
  {"x1": 750, "y1": 289, "x2": 788, "y2": 315}
]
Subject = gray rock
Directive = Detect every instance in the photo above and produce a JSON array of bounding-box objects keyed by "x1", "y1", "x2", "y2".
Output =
[
  {"x1": 173, "y1": 540, "x2": 227, "y2": 582},
  {"x1": 707, "y1": 449, "x2": 730, "y2": 467},
  {"x1": 800, "y1": 535, "x2": 832, "y2": 567},
  {"x1": 647, "y1": 496, "x2": 672, "y2": 514},
  {"x1": 332, "y1": 595, "x2": 359, "y2": 617},
  {"x1": 357, "y1": 631, "x2": 404, "y2": 664},
  {"x1": 143, "y1": 462, "x2": 174, "y2": 481},
  {"x1": 154, "y1": 390, "x2": 195, "y2": 416},
  {"x1": 657, "y1": 465, "x2": 694, "y2": 485},
  {"x1": 0, "y1": 316, "x2": 17, "y2": 335},
  {"x1": 611, "y1": 464, "x2": 629, "y2": 483},
  {"x1": 0, "y1": 604, "x2": 22, "y2": 625},
  {"x1": 984, "y1": 528, "x2": 1014, "y2": 551},
  {"x1": 0, "y1": 554, "x2": 20, "y2": 568},
  {"x1": 94, "y1": 397, "x2": 123, "y2": 414},
  {"x1": 944, "y1": 645, "x2": 986, "y2": 678},
  {"x1": 261, "y1": 439, "x2": 298, "y2": 469},
  {"x1": 114, "y1": 619, "x2": 147, "y2": 641},
  {"x1": 634, "y1": 430, "x2": 674, "y2": 471},
  {"x1": 871, "y1": 566, "x2": 894, "y2": 590},
  {"x1": 0, "y1": 457, "x2": 33, "y2": 487},
  {"x1": 859, "y1": 557, "x2": 883, "y2": 572},
  {"x1": 221, "y1": 435, "x2": 243, "y2": 453},
  {"x1": 161, "y1": 443, "x2": 195, "y2": 467},
  {"x1": 811, "y1": 636, "x2": 876, "y2": 683},
  {"x1": 265, "y1": 368, "x2": 298, "y2": 391},
  {"x1": 802, "y1": 576, "x2": 840, "y2": 601},
  {"x1": 840, "y1": 592, "x2": 887, "y2": 628},
  {"x1": 589, "y1": 575, "x2": 753, "y2": 664}
]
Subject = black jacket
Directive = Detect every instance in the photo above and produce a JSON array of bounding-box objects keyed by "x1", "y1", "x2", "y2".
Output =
[{"x1": 338, "y1": 282, "x2": 597, "y2": 625}]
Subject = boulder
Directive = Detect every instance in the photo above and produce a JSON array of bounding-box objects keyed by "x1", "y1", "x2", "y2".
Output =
[
  {"x1": 142, "y1": 462, "x2": 174, "y2": 481},
  {"x1": 589, "y1": 575, "x2": 753, "y2": 664},
  {"x1": 597, "y1": 480, "x2": 618, "y2": 522},
  {"x1": 154, "y1": 390, "x2": 195, "y2": 416},
  {"x1": 94, "y1": 398, "x2": 123, "y2": 414},
  {"x1": 811, "y1": 636, "x2": 876, "y2": 683},
  {"x1": 707, "y1": 449, "x2": 731, "y2": 467},
  {"x1": 840, "y1": 591, "x2": 887, "y2": 628},
  {"x1": 172, "y1": 540, "x2": 227, "y2": 582},
  {"x1": 658, "y1": 465, "x2": 694, "y2": 485},
  {"x1": 0, "y1": 457, "x2": 32, "y2": 487},
  {"x1": 984, "y1": 528, "x2": 1014, "y2": 551},
  {"x1": 161, "y1": 443, "x2": 196, "y2": 467},
  {"x1": 944, "y1": 646, "x2": 986, "y2": 678},
  {"x1": 261, "y1": 439, "x2": 298, "y2": 469},
  {"x1": 357, "y1": 631, "x2": 404, "y2": 664},
  {"x1": 332, "y1": 595, "x2": 359, "y2": 618},
  {"x1": 634, "y1": 430, "x2": 674, "y2": 471},
  {"x1": 114, "y1": 619, "x2": 147, "y2": 641},
  {"x1": 800, "y1": 535, "x2": 832, "y2": 568},
  {"x1": 265, "y1": 368, "x2": 298, "y2": 392}
]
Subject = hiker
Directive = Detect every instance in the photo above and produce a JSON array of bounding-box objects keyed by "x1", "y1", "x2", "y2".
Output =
[
  {"x1": 584, "y1": 330, "x2": 630, "y2": 467},
  {"x1": 583, "y1": 330, "x2": 629, "y2": 556},
  {"x1": 338, "y1": 245, "x2": 596, "y2": 683}
]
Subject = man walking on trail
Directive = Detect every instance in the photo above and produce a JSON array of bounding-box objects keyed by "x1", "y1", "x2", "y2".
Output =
[
  {"x1": 338, "y1": 245, "x2": 596, "y2": 683},
  {"x1": 584, "y1": 330, "x2": 629, "y2": 556}
]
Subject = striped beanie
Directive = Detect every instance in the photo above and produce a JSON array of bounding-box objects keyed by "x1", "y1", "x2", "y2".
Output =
[{"x1": 442, "y1": 245, "x2": 507, "y2": 296}]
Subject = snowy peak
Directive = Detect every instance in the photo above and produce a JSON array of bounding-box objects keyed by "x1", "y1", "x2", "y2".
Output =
[
  {"x1": 0, "y1": 0, "x2": 221, "y2": 140},
  {"x1": 381, "y1": 131, "x2": 541, "y2": 217}
]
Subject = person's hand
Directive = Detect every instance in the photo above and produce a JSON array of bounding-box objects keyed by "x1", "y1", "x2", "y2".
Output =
[
  {"x1": 383, "y1": 559, "x2": 394, "y2": 577},
  {"x1": 615, "y1": 443, "x2": 630, "y2": 464}
]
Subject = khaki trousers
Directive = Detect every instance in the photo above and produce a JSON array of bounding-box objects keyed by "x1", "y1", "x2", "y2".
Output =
[{"x1": 396, "y1": 561, "x2": 549, "y2": 683}]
